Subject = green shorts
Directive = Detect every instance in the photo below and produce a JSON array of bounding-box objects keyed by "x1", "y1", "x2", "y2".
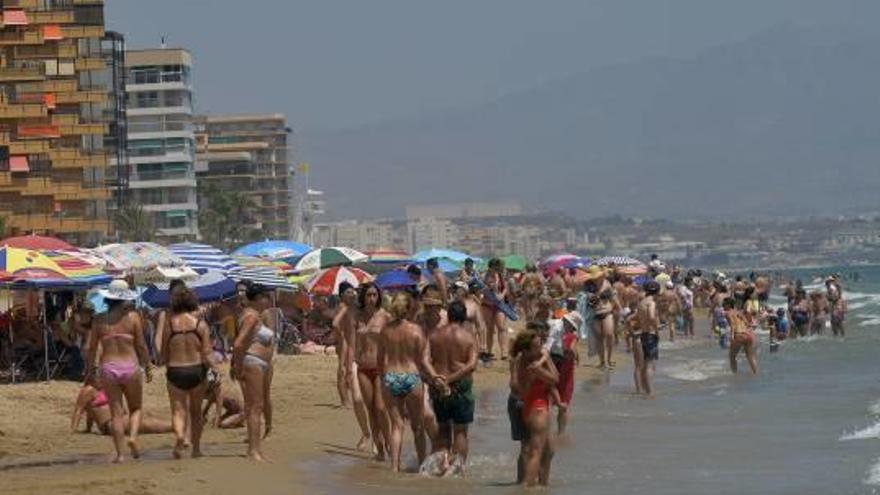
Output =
[{"x1": 431, "y1": 376, "x2": 475, "y2": 425}]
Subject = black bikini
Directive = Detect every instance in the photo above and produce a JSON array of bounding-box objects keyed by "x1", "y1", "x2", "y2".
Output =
[{"x1": 166, "y1": 321, "x2": 207, "y2": 391}]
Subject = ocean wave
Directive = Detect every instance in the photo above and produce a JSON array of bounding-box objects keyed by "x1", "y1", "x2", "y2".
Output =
[
  {"x1": 663, "y1": 358, "x2": 727, "y2": 382},
  {"x1": 870, "y1": 399, "x2": 880, "y2": 416},
  {"x1": 840, "y1": 421, "x2": 880, "y2": 441},
  {"x1": 859, "y1": 318, "x2": 880, "y2": 328},
  {"x1": 865, "y1": 458, "x2": 880, "y2": 486}
]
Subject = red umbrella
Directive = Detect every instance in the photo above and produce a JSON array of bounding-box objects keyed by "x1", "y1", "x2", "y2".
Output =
[
  {"x1": 2, "y1": 234, "x2": 76, "y2": 251},
  {"x1": 305, "y1": 266, "x2": 373, "y2": 296}
]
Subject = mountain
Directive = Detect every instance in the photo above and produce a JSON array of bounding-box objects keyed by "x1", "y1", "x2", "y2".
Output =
[{"x1": 301, "y1": 25, "x2": 880, "y2": 220}]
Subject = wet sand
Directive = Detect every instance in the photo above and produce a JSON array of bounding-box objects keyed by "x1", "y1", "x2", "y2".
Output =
[{"x1": 0, "y1": 354, "x2": 535, "y2": 495}]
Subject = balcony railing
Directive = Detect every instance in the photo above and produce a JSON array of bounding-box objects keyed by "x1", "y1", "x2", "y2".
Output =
[{"x1": 131, "y1": 170, "x2": 195, "y2": 182}]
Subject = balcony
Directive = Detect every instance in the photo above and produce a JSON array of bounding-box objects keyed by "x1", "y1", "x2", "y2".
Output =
[
  {"x1": 48, "y1": 149, "x2": 105, "y2": 169},
  {"x1": 28, "y1": 10, "x2": 75, "y2": 24},
  {"x1": 129, "y1": 170, "x2": 197, "y2": 189},
  {"x1": 2, "y1": 0, "x2": 39, "y2": 8},
  {"x1": 55, "y1": 90, "x2": 107, "y2": 104},
  {"x1": 7, "y1": 213, "x2": 110, "y2": 235},
  {"x1": 0, "y1": 30, "x2": 43, "y2": 46},
  {"x1": 8, "y1": 139, "x2": 50, "y2": 154},
  {"x1": 14, "y1": 44, "x2": 77, "y2": 59},
  {"x1": 0, "y1": 65, "x2": 45, "y2": 82},
  {"x1": 59, "y1": 122, "x2": 107, "y2": 136},
  {"x1": 0, "y1": 102, "x2": 46, "y2": 118},
  {"x1": 141, "y1": 201, "x2": 198, "y2": 213},
  {"x1": 16, "y1": 79, "x2": 77, "y2": 93},
  {"x1": 74, "y1": 58, "x2": 104, "y2": 71},
  {"x1": 59, "y1": 25, "x2": 103, "y2": 39}
]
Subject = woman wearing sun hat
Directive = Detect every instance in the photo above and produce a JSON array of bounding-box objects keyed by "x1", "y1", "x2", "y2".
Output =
[{"x1": 86, "y1": 279, "x2": 153, "y2": 463}]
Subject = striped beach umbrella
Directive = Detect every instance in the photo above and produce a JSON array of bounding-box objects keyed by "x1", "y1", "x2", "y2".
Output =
[
  {"x1": 292, "y1": 247, "x2": 368, "y2": 273},
  {"x1": 305, "y1": 266, "x2": 373, "y2": 296},
  {"x1": 231, "y1": 256, "x2": 296, "y2": 290},
  {"x1": 593, "y1": 256, "x2": 643, "y2": 267},
  {"x1": 169, "y1": 242, "x2": 239, "y2": 273},
  {"x1": 365, "y1": 249, "x2": 413, "y2": 265}
]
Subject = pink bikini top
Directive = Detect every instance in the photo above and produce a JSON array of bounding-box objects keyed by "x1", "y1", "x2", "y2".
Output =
[{"x1": 92, "y1": 390, "x2": 109, "y2": 408}]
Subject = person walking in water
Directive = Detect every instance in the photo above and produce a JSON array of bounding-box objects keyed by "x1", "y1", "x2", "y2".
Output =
[
  {"x1": 636, "y1": 281, "x2": 661, "y2": 396},
  {"x1": 378, "y1": 292, "x2": 445, "y2": 473},
  {"x1": 428, "y1": 301, "x2": 479, "y2": 474}
]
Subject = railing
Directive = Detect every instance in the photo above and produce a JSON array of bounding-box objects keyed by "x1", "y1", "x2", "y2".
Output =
[
  {"x1": 131, "y1": 71, "x2": 188, "y2": 85},
  {"x1": 131, "y1": 170, "x2": 195, "y2": 182}
]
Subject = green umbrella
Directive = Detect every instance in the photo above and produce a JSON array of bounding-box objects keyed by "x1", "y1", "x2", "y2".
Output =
[{"x1": 477, "y1": 254, "x2": 529, "y2": 272}]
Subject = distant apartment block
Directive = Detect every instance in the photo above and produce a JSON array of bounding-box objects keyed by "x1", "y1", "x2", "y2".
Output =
[
  {"x1": 405, "y1": 201, "x2": 522, "y2": 220},
  {"x1": 195, "y1": 114, "x2": 294, "y2": 239},
  {"x1": 117, "y1": 48, "x2": 198, "y2": 240},
  {"x1": 0, "y1": 0, "x2": 116, "y2": 244}
]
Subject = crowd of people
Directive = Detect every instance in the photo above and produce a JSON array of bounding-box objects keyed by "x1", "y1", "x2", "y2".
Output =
[{"x1": 23, "y1": 254, "x2": 852, "y2": 486}]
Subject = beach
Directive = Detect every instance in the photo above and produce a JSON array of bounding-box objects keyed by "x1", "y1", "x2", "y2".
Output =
[{"x1": 0, "y1": 354, "x2": 518, "y2": 495}]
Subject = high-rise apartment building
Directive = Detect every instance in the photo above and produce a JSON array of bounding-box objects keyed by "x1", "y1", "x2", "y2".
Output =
[
  {"x1": 195, "y1": 114, "x2": 293, "y2": 239},
  {"x1": 119, "y1": 48, "x2": 197, "y2": 240},
  {"x1": 0, "y1": 0, "x2": 115, "y2": 244}
]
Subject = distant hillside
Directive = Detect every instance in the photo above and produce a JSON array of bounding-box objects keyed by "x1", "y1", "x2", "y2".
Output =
[{"x1": 302, "y1": 25, "x2": 880, "y2": 220}]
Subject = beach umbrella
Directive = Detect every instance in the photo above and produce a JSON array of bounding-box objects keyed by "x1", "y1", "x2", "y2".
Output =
[
  {"x1": 365, "y1": 249, "x2": 413, "y2": 265},
  {"x1": 141, "y1": 271, "x2": 237, "y2": 308},
  {"x1": 419, "y1": 257, "x2": 463, "y2": 274},
  {"x1": 292, "y1": 247, "x2": 368, "y2": 273},
  {"x1": 41, "y1": 250, "x2": 112, "y2": 286},
  {"x1": 1, "y1": 234, "x2": 75, "y2": 251},
  {"x1": 0, "y1": 247, "x2": 73, "y2": 286},
  {"x1": 375, "y1": 269, "x2": 419, "y2": 291},
  {"x1": 233, "y1": 240, "x2": 312, "y2": 259},
  {"x1": 500, "y1": 255, "x2": 529, "y2": 272},
  {"x1": 94, "y1": 243, "x2": 198, "y2": 283},
  {"x1": 305, "y1": 266, "x2": 373, "y2": 296},
  {"x1": 593, "y1": 256, "x2": 643, "y2": 267},
  {"x1": 412, "y1": 248, "x2": 476, "y2": 263},
  {"x1": 540, "y1": 253, "x2": 580, "y2": 274},
  {"x1": 169, "y1": 242, "x2": 239, "y2": 274},
  {"x1": 231, "y1": 255, "x2": 296, "y2": 290}
]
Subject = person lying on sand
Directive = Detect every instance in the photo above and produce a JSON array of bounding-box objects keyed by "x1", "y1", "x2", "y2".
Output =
[{"x1": 71, "y1": 381, "x2": 172, "y2": 436}]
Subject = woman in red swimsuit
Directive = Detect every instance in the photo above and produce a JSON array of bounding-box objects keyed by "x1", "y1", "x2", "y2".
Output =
[{"x1": 513, "y1": 327, "x2": 559, "y2": 487}]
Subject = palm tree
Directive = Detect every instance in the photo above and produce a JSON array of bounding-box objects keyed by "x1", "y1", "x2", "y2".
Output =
[
  {"x1": 198, "y1": 183, "x2": 258, "y2": 250},
  {"x1": 114, "y1": 203, "x2": 155, "y2": 242}
]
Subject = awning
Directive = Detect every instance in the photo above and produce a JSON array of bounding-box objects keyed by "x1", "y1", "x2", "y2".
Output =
[
  {"x1": 3, "y1": 9, "x2": 29, "y2": 25},
  {"x1": 43, "y1": 25, "x2": 62, "y2": 40},
  {"x1": 17, "y1": 124, "x2": 61, "y2": 139},
  {"x1": 166, "y1": 210, "x2": 189, "y2": 218},
  {"x1": 9, "y1": 156, "x2": 29, "y2": 172}
]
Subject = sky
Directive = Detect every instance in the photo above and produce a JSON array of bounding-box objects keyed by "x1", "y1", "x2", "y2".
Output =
[{"x1": 106, "y1": 0, "x2": 880, "y2": 132}]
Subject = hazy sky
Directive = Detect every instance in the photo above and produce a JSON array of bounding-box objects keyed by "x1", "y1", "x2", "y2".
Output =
[{"x1": 107, "y1": 0, "x2": 879, "y2": 132}]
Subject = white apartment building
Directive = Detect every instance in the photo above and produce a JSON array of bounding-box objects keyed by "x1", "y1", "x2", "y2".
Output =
[{"x1": 119, "y1": 48, "x2": 198, "y2": 240}]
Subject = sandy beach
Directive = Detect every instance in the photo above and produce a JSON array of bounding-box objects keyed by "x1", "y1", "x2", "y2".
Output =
[{"x1": 0, "y1": 352, "x2": 533, "y2": 495}]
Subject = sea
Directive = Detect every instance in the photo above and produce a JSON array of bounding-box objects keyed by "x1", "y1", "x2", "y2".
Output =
[{"x1": 306, "y1": 265, "x2": 880, "y2": 495}]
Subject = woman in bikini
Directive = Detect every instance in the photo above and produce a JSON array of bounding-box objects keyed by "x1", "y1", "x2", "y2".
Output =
[
  {"x1": 162, "y1": 287, "x2": 218, "y2": 459},
  {"x1": 725, "y1": 297, "x2": 758, "y2": 374},
  {"x1": 86, "y1": 279, "x2": 153, "y2": 463},
  {"x1": 355, "y1": 282, "x2": 391, "y2": 460},
  {"x1": 513, "y1": 326, "x2": 559, "y2": 487},
  {"x1": 377, "y1": 291, "x2": 445, "y2": 472},
  {"x1": 480, "y1": 258, "x2": 509, "y2": 361},
  {"x1": 232, "y1": 282, "x2": 276, "y2": 462}
]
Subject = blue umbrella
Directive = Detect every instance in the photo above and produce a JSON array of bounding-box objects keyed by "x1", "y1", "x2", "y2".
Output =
[
  {"x1": 169, "y1": 243, "x2": 239, "y2": 273},
  {"x1": 233, "y1": 240, "x2": 312, "y2": 259},
  {"x1": 418, "y1": 258, "x2": 463, "y2": 275},
  {"x1": 141, "y1": 271, "x2": 237, "y2": 308},
  {"x1": 375, "y1": 269, "x2": 419, "y2": 290},
  {"x1": 412, "y1": 249, "x2": 479, "y2": 264},
  {"x1": 563, "y1": 257, "x2": 590, "y2": 269}
]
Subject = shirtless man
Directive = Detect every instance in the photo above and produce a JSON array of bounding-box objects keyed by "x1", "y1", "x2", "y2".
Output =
[
  {"x1": 809, "y1": 291, "x2": 829, "y2": 336},
  {"x1": 635, "y1": 281, "x2": 660, "y2": 396},
  {"x1": 457, "y1": 257, "x2": 477, "y2": 284},
  {"x1": 426, "y1": 258, "x2": 449, "y2": 305},
  {"x1": 657, "y1": 281, "x2": 680, "y2": 342},
  {"x1": 416, "y1": 285, "x2": 447, "y2": 451},
  {"x1": 335, "y1": 282, "x2": 371, "y2": 451},
  {"x1": 616, "y1": 277, "x2": 640, "y2": 351},
  {"x1": 428, "y1": 301, "x2": 479, "y2": 474},
  {"x1": 754, "y1": 273, "x2": 770, "y2": 305},
  {"x1": 677, "y1": 279, "x2": 696, "y2": 338},
  {"x1": 378, "y1": 292, "x2": 445, "y2": 473}
]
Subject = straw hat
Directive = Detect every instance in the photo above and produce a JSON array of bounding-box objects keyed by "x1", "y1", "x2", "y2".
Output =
[
  {"x1": 98, "y1": 279, "x2": 139, "y2": 301},
  {"x1": 562, "y1": 311, "x2": 583, "y2": 330}
]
